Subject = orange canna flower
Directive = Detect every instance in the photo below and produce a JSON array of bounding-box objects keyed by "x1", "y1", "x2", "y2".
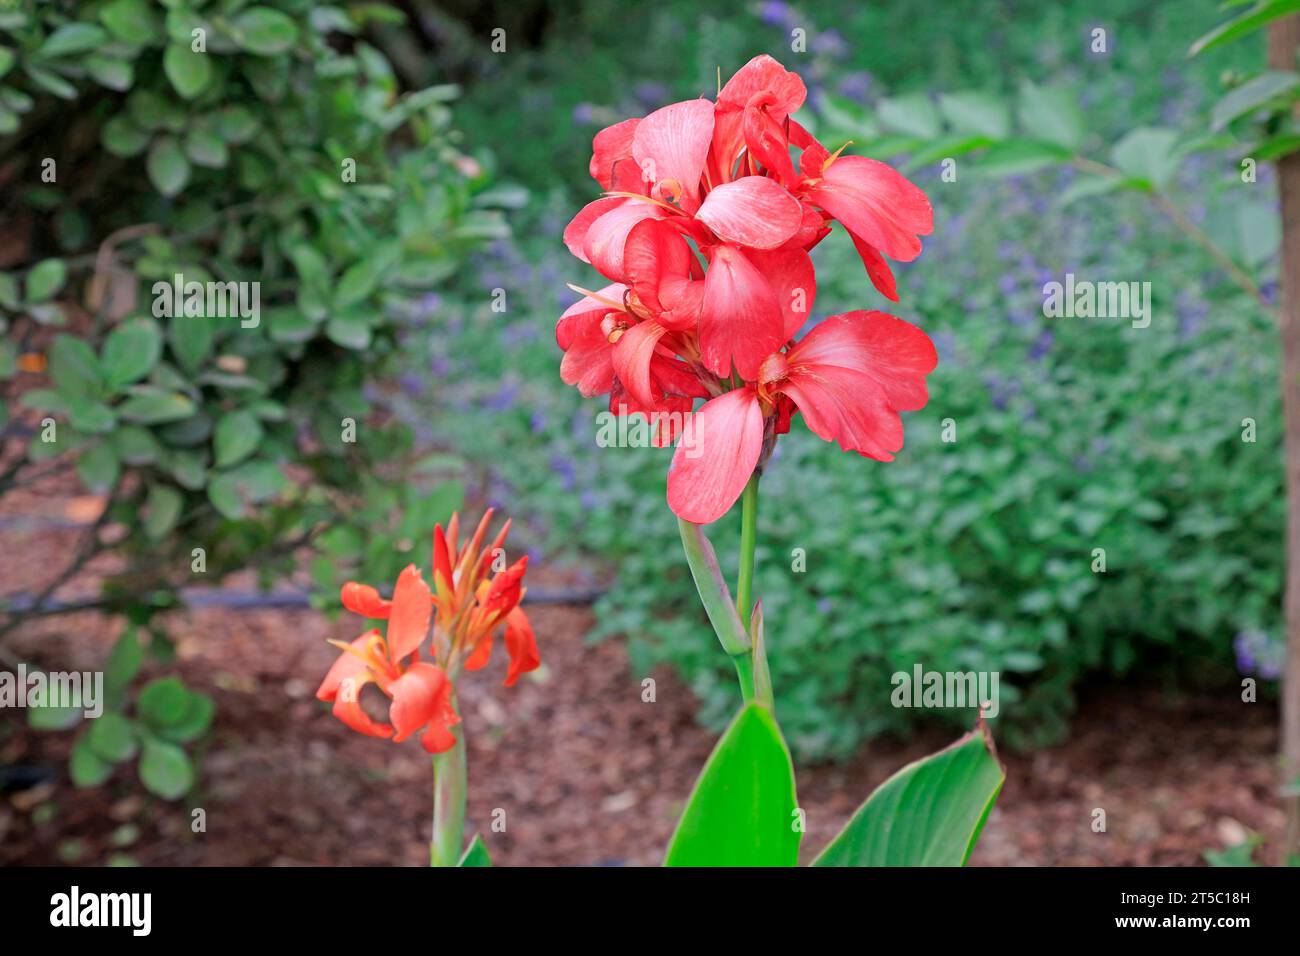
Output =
[{"x1": 315, "y1": 511, "x2": 540, "y2": 753}]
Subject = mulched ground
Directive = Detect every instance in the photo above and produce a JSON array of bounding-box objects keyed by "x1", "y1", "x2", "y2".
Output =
[{"x1": 0, "y1": 473, "x2": 1286, "y2": 866}]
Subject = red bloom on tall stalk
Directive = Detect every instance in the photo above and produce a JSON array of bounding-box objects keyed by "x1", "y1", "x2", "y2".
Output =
[
  {"x1": 315, "y1": 510, "x2": 539, "y2": 753},
  {"x1": 558, "y1": 54, "x2": 938, "y2": 523}
]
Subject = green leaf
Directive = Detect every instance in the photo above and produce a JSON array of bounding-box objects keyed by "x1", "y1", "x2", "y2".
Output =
[
  {"x1": 1056, "y1": 174, "x2": 1128, "y2": 207},
  {"x1": 102, "y1": 115, "x2": 151, "y2": 158},
  {"x1": 117, "y1": 387, "x2": 196, "y2": 424},
  {"x1": 232, "y1": 8, "x2": 299, "y2": 56},
  {"x1": 457, "y1": 834, "x2": 492, "y2": 867},
  {"x1": 87, "y1": 713, "x2": 138, "y2": 764},
  {"x1": 70, "y1": 734, "x2": 115, "y2": 787},
  {"x1": 77, "y1": 442, "x2": 120, "y2": 492},
  {"x1": 183, "y1": 127, "x2": 228, "y2": 168},
  {"x1": 812, "y1": 726, "x2": 1004, "y2": 867},
  {"x1": 1191, "y1": 0, "x2": 1300, "y2": 56},
  {"x1": 938, "y1": 91, "x2": 1010, "y2": 139},
  {"x1": 213, "y1": 409, "x2": 263, "y2": 468},
  {"x1": 25, "y1": 258, "x2": 67, "y2": 303},
  {"x1": 147, "y1": 136, "x2": 191, "y2": 197},
  {"x1": 335, "y1": 258, "x2": 380, "y2": 308},
  {"x1": 664, "y1": 703, "x2": 800, "y2": 867},
  {"x1": 102, "y1": 318, "x2": 163, "y2": 390},
  {"x1": 1111, "y1": 127, "x2": 1181, "y2": 189},
  {"x1": 154, "y1": 693, "x2": 214, "y2": 744},
  {"x1": 137, "y1": 676, "x2": 191, "y2": 727},
  {"x1": 65, "y1": 396, "x2": 117, "y2": 434},
  {"x1": 1211, "y1": 70, "x2": 1300, "y2": 131},
  {"x1": 143, "y1": 484, "x2": 184, "y2": 539},
  {"x1": 104, "y1": 629, "x2": 146, "y2": 707},
  {"x1": 168, "y1": 313, "x2": 214, "y2": 374},
  {"x1": 109, "y1": 426, "x2": 162, "y2": 465},
  {"x1": 1017, "y1": 82, "x2": 1084, "y2": 152},
  {"x1": 101, "y1": 0, "x2": 163, "y2": 43},
  {"x1": 325, "y1": 315, "x2": 372, "y2": 350},
  {"x1": 29, "y1": 698, "x2": 85, "y2": 731},
  {"x1": 876, "y1": 93, "x2": 941, "y2": 138},
  {"x1": 138, "y1": 738, "x2": 194, "y2": 799},
  {"x1": 86, "y1": 55, "x2": 134, "y2": 92},
  {"x1": 164, "y1": 43, "x2": 212, "y2": 100},
  {"x1": 976, "y1": 139, "x2": 1071, "y2": 177},
  {"x1": 49, "y1": 334, "x2": 102, "y2": 396},
  {"x1": 38, "y1": 23, "x2": 107, "y2": 59}
]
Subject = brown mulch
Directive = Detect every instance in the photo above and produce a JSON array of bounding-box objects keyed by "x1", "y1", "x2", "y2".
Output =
[{"x1": 0, "y1": 478, "x2": 1286, "y2": 867}]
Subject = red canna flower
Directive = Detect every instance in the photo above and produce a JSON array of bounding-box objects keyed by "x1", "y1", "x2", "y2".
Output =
[
  {"x1": 315, "y1": 511, "x2": 540, "y2": 753},
  {"x1": 558, "y1": 54, "x2": 938, "y2": 526}
]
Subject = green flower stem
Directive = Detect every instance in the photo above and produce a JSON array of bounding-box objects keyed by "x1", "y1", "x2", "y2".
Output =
[
  {"x1": 736, "y1": 474, "x2": 759, "y2": 622},
  {"x1": 430, "y1": 725, "x2": 466, "y2": 867},
  {"x1": 677, "y1": 516, "x2": 754, "y2": 702}
]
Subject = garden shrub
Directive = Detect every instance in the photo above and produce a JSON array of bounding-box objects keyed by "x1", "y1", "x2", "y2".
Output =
[{"x1": 0, "y1": 0, "x2": 504, "y2": 794}]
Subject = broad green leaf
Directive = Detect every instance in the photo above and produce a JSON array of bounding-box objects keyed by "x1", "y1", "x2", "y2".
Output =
[
  {"x1": 65, "y1": 396, "x2": 116, "y2": 434},
  {"x1": 164, "y1": 43, "x2": 212, "y2": 100},
  {"x1": 1056, "y1": 174, "x2": 1128, "y2": 207},
  {"x1": 25, "y1": 258, "x2": 67, "y2": 302},
  {"x1": 70, "y1": 734, "x2": 114, "y2": 787},
  {"x1": 28, "y1": 697, "x2": 85, "y2": 730},
  {"x1": 137, "y1": 677, "x2": 191, "y2": 727},
  {"x1": 664, "y1": 703, "x2": 800, "y2": 867},
  {"x1": 168, "y1": 313, "x2": 214, "y2": 373},
  {"x1": 938, "y1": 91, "x2": 1010, "y2": 139},
  {"x1": 1111, "y1": 127, "x2": 1181, "y2": 189},
  {"x1": 1017, "y1": 82, "x2": 1084, "y2": 152},
  {"x1": 975, "y1": 139, "x2": 1070, "y2": 177},
  {"x1": 104, "y1": 629, "x2": 146, "y2": 708},
  {"x1": 325, "y1": 315, "x2": 372, "y2": 350},
  {"x1": 117, "y1": 387, "x2": 196, "y2": 424},
  {"x1": 876, "y1": 93, "x2": 942, "y2": 138},
  {"x1": 184, "y1": 127, "x2": 228, "y2": 168},
  {"x1": 213, "y1": 409, "x2": 263, "y2": 467},
  {"x1": 1211, "y1": 70, "x2": 1300, "y2": 131},
  {"x1": 87, "y1": 55, "x2": 133, "y2": 92},
  {"x1": 49, "y1": 334, "x2": 102, "y2": 396},
  {"x1": 102, "y1": 115, "x2": 151, "y2": 157},
  {"x1": 87, "y1": 713, "x2": 138, "y2": 764},
  {"x1": 37, "y1": 23, "x2": 107, "y2": 59},
  {"x1": 812, "y1": 726, "x2": 1004, "y2": 867},
  {"x1": 101, "y1": 0, "x2": 163, "y2": 43},
  {"x1": 109, "y1": 426, "x2": 162, "y2": 465},
  {"x1": 102, "y1": 318, "x2": 163, "y2": 390},
  {"x1": 457, "y1": 834, "x2": 492, "y2": 867},
  {"x1": 143, "y1": 484, "x2": 184, "y2": 539},
  {"x1": 232, "y1": 8, "x2": 299, "y2": 55},
  {"x1": 1191, "y1": 0, "x2": 1300, "y2": 56},
  {"x1": 77, "y1": 442, "x2": 120, "y2": 491},
  {"x1": 147, "y1": 136, "x2": 190, "y2": 197},
  {"x1": 154, "y1": 693, "x2": 214, "y2": 744},
  {"x1": 138, "y1": 738, "x2": 193, "y2": 799}
]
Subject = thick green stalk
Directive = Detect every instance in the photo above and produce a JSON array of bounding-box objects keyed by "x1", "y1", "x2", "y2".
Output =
[
  {"x1": 677, "y1": 516, "x2": 754, "y2": 701},
  {"x1": 430, "y1": 725, "x2": 467, "y2": 867},
  {"x1": 736, "y1": 474, "x2": 759, "y2": 621}
]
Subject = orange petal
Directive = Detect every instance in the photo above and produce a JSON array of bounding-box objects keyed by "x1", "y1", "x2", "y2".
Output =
[
  {"x1": 388, "y1": 662, "x2": 450, "y2": 743},
  {"x1": 386, "y1": 565, "x2": 432, "y2": 664},
  {"x1": 316, "y1": 631, "x2": 379, "y2": 701},
  {"x1": 502, "y1": 608, "x2": 540, "y2": 687},
  {"x1": 340, "y1": 582, "x2": 391, "y2": 619}
]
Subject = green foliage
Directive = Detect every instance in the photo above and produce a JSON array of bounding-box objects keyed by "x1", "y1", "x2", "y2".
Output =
[
  {"x1": 664, "y1": 703, "x2": 800, "y2": 867},
  {"x1": 812, "y1": 726, "x2": 1004, "y2": 866}
]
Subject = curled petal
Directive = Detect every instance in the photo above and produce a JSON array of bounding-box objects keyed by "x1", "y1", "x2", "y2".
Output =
[
  {"x1": 747, "y1": 246, "x2": 817, "y2": 340},
  {"x1": 583, "y1": 201, "x2": 663, "y2": 281},
  {"x1": 742, "y1": 99, "x2": 799, "y2": 188},
  {"x1": 590, "y1": 117, "x2": 641, "y2": 190},
  {"x1": 479, "y1": 555, "x2": 529, "y2": 631},
  {"x1": 780, "y1": 311, "x2": 937, "y2": 459},
  {"x1": 388, "y1": 662, "x2": 452, "y2": 744},
  {"x1": 632, "y1": 99, "x2": 715, "y2": 211},
  {"x1": 433, "y1": 523, "x2": 455, "y2": 595},
  {"x1": 718, "y1": 54, "x2": 806, "y2": 118},
  {"x1": 386, "y1": 565, "x2": 432, "y2": 665},
  {"x1": 564, "y1": 197, "x2": 625, "y2": 263},
  {"x1": 502, "y1": 608, "x2": 540, "y2": 687},
  {"x1": 623, "y1": 219, "x2": 703, "y2": 329},
  {"x1": 804, "y1": 155, "x2": 933, "y2": 262},
  {"x1": 612, "y1": 320, "x2": 669, "y2": 409},
  {"x1": 316, "y1": 632, "x2": 377, "y2": 702},
  {"x1": 419, "y1": 693, "x2": 461, "y2": 755},
  {"x1": 695, "y1": 176, "x2": 802, "y2": 249},
  {"x1": 340, "y1": 582, "x2": 391, "y2": 619},
  {"x1": 846, "y1": 229, "x2": 899, "y2": 302},
  {"x1": 318, "y1": 640, "x2": 393, "y2": 740},
  {"x1": 699, "y1": 245, "x2": 785, "y2": 380},
  {"x1": 666, "y1": 388, "x2": 765, "y2": 524}
]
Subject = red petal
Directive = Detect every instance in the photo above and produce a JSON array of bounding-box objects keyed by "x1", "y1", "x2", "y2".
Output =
[
  {"x1": 563, "y1": 196, "x2": 625, "y2": 263},
  {"x1": 502, "y1": 607, "x2": 540, "y2": 687},
  {"x1": 388, "y1": 662, "x2": 451, "y2": 743},
  {"x1": 805, "y1": 155, "x2": 932, "y2": 262},
  {"x1": 632, "y1": 99, "x2": 715, "y2": 211},
  {"x1": 612, "y1": 320, "x2": 669, "y2": 410},
  {"x1": 418, "y1": 693, "x2": 460, "y2": 755},
  {"x1": 590, "y1": 117, "x2": 640, "y2": 190},
  {"x1": 666, "y1": 388, "x2": 765, "y2": 524},
  {"x1": 698, "y1": 244, "x2": 785, "y2": 380},
  {"x1": 781, "y1": 311, "x2": 937, "y2": 459},
  {"x1": 747, "y1": 246, "x2": 817, "y2": 340},
  {"x1": 718, "y1": 55, "x2": 806, "y2": 118},
  {"x1": 316, "y1": 632, "x2": 375, "y2": 702},
  {"x1": 340, "y1": 582, "x2": 391, "y2": 619},
  {"x1": 742, "y1": 101, "x2": 798, "y2": 188},
  {"x1": 846, "y1": 230, "x2": 899, "y2": 302},
  {"x1": 386, "y1": 565, "x2": 432, "y2": 665},
  {"x1": 696, "y1": 176, "x2": 802, "y2": 249},
  {"x1": 583, "y1": 200, "x2": 663, "y2": 281}
]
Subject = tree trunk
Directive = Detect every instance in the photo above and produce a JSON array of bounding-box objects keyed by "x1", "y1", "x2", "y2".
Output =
[{"x1": 1268, "y1": 16, "x2": 1300, "y2": 862}]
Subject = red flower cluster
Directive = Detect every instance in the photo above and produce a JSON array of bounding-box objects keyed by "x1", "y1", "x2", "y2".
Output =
[
  {"x1": 558, "y1": 55, "x2": 939, "y2": 524},
  {"x1": 316, "y1": 511, "x2": 539, "y2": 753}
]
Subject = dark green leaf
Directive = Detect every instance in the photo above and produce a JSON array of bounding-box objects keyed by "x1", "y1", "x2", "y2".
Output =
[{"x1": 138, "y1": 738, "x2": 194, "y2": 799}]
